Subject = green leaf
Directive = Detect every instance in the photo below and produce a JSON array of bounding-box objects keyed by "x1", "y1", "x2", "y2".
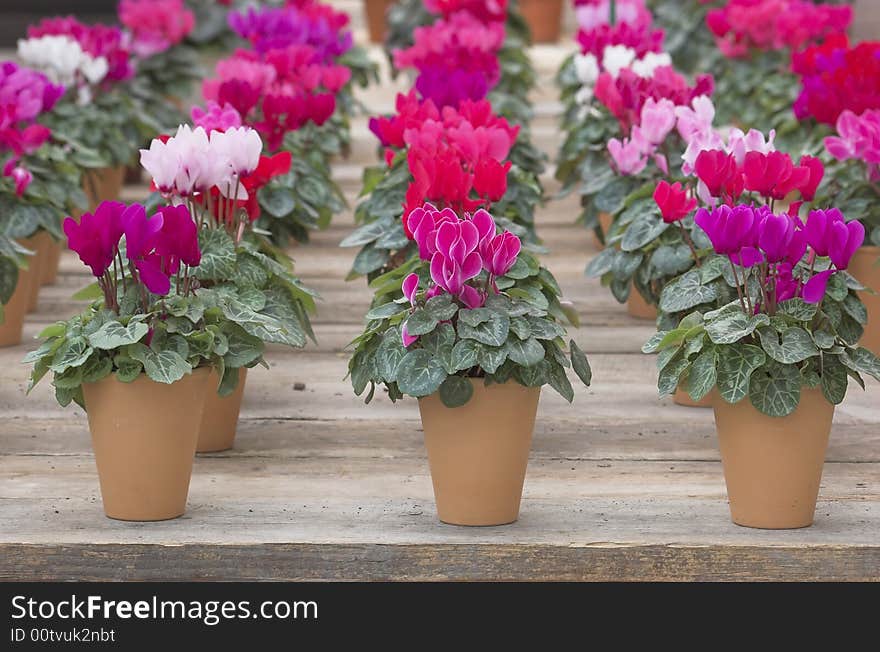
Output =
[
  {"x1": 706, "y1": 309, "x2": 770, "y2": 345},
  {"x1": 365, "y1": 301, "x2": 407, "y2": 320},
  {"x1": 196, "y1": 229, "x2": 237, "y2": 281},
  {"x1": 716, "y1": 344, "x2": 766, "y2": 405},
  {"x1": 134, "y1": 347, "x2": 192, "y2": 385},
  {"x1": 547, "y1": 361, "x2": 574, "y2": 402},
  {"x1": 80, "y1": 355, "x2": 113, "y2": 383},
  {"x1": 424, "y1": 294, "x2": 459, "y2": 321},
  {"x1": 87, "y1": 320, "x2": 149, "y2": 350},
  {"x1": 114, "y1": 355, "x2": 143, "y2": 383},
  {"x1": 778, "y1": 298, "x2": 818, "y2": 322},
  {"x1": 660, "y1": 269, "x2": 719, "y2": 313},
  {"x1": 439, "y1": 376, "x2": 474, "y2": 408},
  {"x1": 404, "y1": 309, "x2": 439, "y2": 336},
  {"x1": 375, "y1": 328, "x2": 407, "y2": 382},
  {"x1": 478, "y1": 343, "x2": 508, "y2": 373},
  {"x1": 450, "y1": 339, "x2": 479, "y2": 372},
  {"x1": 659, "y1": 353, "x2": 690, "y2": 396},
  {"x1": 506, "y1": 337, "x2": 545, "y2": 367},
  {"x1": 259, "y1": 186, "x2": 296, "y2": 218},
  {"x1": 621, "y1": 213, "x2": 670, "y2": 252},
  {"x1": 49, "y1": 337, "x2": 93, "y2": 373},
  {"x1": 395, "y1": 349, "x2": 446, "y2": 398},
  {"x1": 840, "y1": 347, "x2": 880, "y2": 382},
  {"x1": 842, "y1": 293, "x2": 868, "y2": 325},
  {"x1": 820, "y1": 355, "x2": 848, "y2": 405},
  {"x1": 688, "y1": 348, "x2": 717, "y2": 402},
  {"x1": 457, "y1": 310, "x2": 510, "y2": 347},
  {"x1": 757, "y1": 327, "x2": 819, "y2": 364},
  {"x1": 570, "y1": 340, "x2": 592, "y2": 386},
  {"x1": 748, "y1": 362, "x2": 802, "y2": 417},
  {"x1": 458, "y1": 308, "x2": 493, "y2": 327}
]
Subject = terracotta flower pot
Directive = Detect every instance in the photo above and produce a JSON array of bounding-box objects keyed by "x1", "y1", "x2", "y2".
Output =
[
  {"x1": 197, "y1": 368, "x2": 248, "y2": 453},
  {"x1": 850, "y1": 246, "x2": 880, "y2": 355},
  {"x1": 0, "y1": 262, "x2": 36, "y2": 348},
  {"x1": 419, "y1": 381, "x2": 541, "y2": 526},
  {"x1": 713, "y1": 387, "x2": 834, "y2": 529},
  {"x1": 364, "y1": 0, "x2": 395, "y2": 43},
  {"x1": 41, "y1": 239, "x2": 62, "y2": 286},
  {"x1": 20, "y1": 234, "x2": 45, "y2": 313},
  {"x1": 83, "y1": 166, "x2": 126, "y2": 211},
  {"x1": 519, "y1": 0, "x2": 565, "y2": 43},
  {"x1": 673, "y1": 386, "x2": 712, "y2": 408},
  {"x1": 83, "y1": 369, "x2": 210, "y2": 521},
  {"x1": 627, "y1": 288, "x2": 657, "y2": 320},
  {"x1": 592, "y1": 211, "x2": 613, "y2": 250}
]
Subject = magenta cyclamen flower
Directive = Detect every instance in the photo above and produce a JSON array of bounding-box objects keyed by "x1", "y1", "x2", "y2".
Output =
[
  {"x1": 694, "y1": 204, "x2": 763, "y2": 267},
  {"x1": 805, "y1": 209, "x2": 864, "y2": 270},
  {"x1": 757, "y1": 207, "x2": 806, "y2": 264},
  {"x1": 63, "y1": 201, "x2": 126, "y2": 277},
  {"x1": 482, "y1": 232, "x2": 521, "y2": 277},
  {"x1": 406, "y1": 203, "x2": 459, "y2": 261},
  {"x1": 431, "y1": 220, "x2": 483, "y2": 297}
]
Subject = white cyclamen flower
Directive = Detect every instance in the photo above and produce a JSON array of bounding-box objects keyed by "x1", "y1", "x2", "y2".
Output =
[
  {"x1": 574, "y1": 53, "x2": 599, "y2": 86},
  {"x1": 630, "y1": 52, "x2": 672, "y2": 78},
  {"x1": 17, "y1": 35, "x2": 108, "y2": 90},
  {"x1": 210, "y1": 127, "x2": 262, "y2": 177},
  {"x1": 602, "y1": 45, "x2": 637, "y2": 78}
]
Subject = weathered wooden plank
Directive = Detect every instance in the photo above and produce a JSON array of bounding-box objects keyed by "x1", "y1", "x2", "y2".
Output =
[
  {"x1": 2, "y1": 542, "x2": 877, "y2": 582},
  {"x1": 4, "y1": 417, "x2": 878, "y2": 463}
]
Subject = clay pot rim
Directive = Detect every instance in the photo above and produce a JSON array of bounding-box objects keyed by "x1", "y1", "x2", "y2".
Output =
[
  {"x1": 417, "y1": 378, "x2": 541, "y2": 403},
  {"x1": 86, "y1": 366, "x2": 212, "y2": 389},
  {"x1": 711, "y1": 385, "x2": 833, "y2": 416}
]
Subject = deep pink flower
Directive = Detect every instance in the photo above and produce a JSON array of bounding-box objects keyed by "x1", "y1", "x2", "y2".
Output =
[
  {"x1": 472, "y1": 157, "x2": 511, "y2": 202},
  {"x1": 653, "y1": 181, "x2": 696, "y2": 223},
  {"x1": 64, "y1": 201, "x2": 126, "y2": 277},
  {"x1": 828, "y1": 218, "x2": 864, "y2": 270},
  {"x1": 482, "y1": 231, "x2": 521, "y2": 277},
  {"x1": 430, "y1": 220, "x2": 482, "y2": 296},
  {"x1": 119, "y1": 0, "x2": 195, "y2": 57},
  {"x1": 695, "y1": 150, "x2": 743, "y2": 200},
  {"x1": 191, "y1": 102, "x2": 243, "y2": 133}
]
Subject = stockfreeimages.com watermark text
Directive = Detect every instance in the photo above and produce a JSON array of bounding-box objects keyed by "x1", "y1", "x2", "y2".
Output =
[{"x1": 9, "y1": 593, "x2": 318, "y2": 643}]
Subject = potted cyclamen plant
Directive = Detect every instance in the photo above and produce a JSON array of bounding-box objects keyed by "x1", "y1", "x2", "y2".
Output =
[
  {"x1": 349, "y1": 204, "x2": 592, "y2": 526},
  {"x1": 644, "y1": 150, "x2": 880, "y2": 529},
  {"x1": 25, "y1": 201, "x2": 228, "y2": 521},
  {"x1": 18, "y1": 18, "x2": 154, "y2": 209},
  {"x1": 140, "y1": 115, "x2": 317, "y2": 453},
  {"x1": 1, "y1": 60, "x2": 83, "y2": 301},
  {"x1": 817, "y1": 108, "x2": 880, "y2": 354}
]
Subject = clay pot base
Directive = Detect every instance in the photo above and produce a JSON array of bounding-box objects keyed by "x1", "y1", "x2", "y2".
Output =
[
  {"x1": 419, "y1": 381, "x2": 541, "y2": 526},
  {"x1": 850, "y1": 246, "x2": 880, "y2": 355},
  {"x1": 83, "y1": 369, "x2": 210, "y2": 521},
  {"x1": 83, "y1": 166, "x2": 126, "y2": 211},
  {"x1": 627, "y1": 290, "x2": 658, "y2": 320},
  {"x1": 0, "y1": 263, "x2": 36, "y2": 348},
  {"x1": 197, "y1": 368, "x2": 248, "y2": 453},
  {"x1": 364, "y1": 0, "x2": 395, "y2": 43},
  {"x1": 714, "y1": 388, "x2": 833, "y2": 529},
  {"x1": 592, "y1": 211, "x2": 614, "y2": 250},
  {"x1": 519, "y1": 0, "x2": 564, "y2": 42}
]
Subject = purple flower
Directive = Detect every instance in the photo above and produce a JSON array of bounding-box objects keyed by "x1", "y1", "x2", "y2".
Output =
[
  {"x1": 482, "y1": 232, "x2": 521, "y2": 277},
  {"x1": 430, "y1": 220, "x2": 482, "y2": 296},
  {"x1": 757, "y1": 208, "x2": 805, "y2": 264},
  {"x1": 415, "y1": 66, "x2": 489, "y2": 108},
  {"x1": 695, "y1": 204, "x2": 762, "y2": 266},
  {"x1": 828, "y1": 218, "x2": 864, "y2": 270},
  {"x1": 803, "y1": 208, "x2": 846, "y2": 257},
  {"x1": 802, "y1": 269, "x2": 835, "y2": 304}
]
